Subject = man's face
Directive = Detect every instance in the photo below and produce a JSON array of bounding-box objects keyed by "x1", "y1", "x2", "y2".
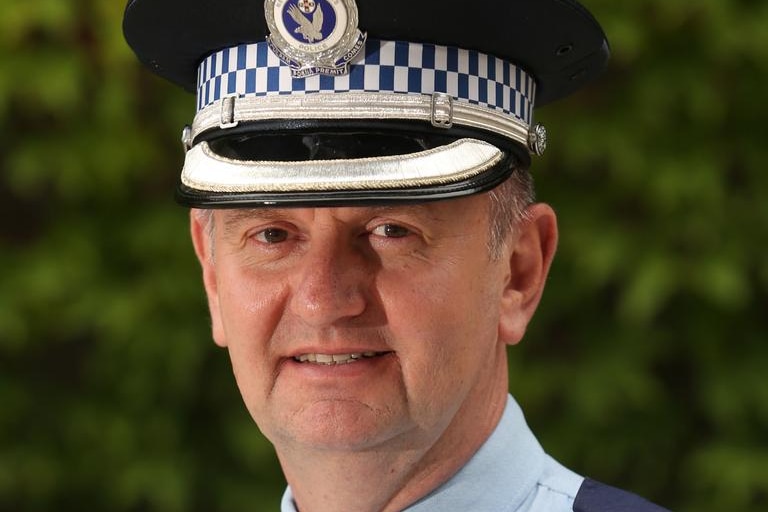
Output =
[{"x1": 192, "y1": 193, "x2": 527, "y2": 454}]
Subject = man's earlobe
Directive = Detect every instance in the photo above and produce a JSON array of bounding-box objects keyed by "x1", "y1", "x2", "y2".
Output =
[
  {"x1": 189, "y1": 210, "x2": 228, "y2": 347},
  {"x1": 498, "y1": 203, "x2": 558, "y2": 346}
]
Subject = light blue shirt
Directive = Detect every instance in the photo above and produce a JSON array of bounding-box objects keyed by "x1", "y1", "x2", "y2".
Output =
[{"x1": 280, "y1": 394, "x2": 585, "y2": 511}]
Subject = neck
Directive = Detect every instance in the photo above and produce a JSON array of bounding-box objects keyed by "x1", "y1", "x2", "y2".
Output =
[{"x1": 277, "y1": 350, "x2": 510, "y2": 512}]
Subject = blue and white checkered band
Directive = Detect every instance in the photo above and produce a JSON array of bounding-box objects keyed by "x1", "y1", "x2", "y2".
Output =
[{"x1": 196, "y1": 39, "x2": 536, "y2": 125}]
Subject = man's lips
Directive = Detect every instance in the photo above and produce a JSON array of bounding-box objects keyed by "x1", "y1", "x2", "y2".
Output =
[{"x1": 292, "y1": 351, "x2": 390, "y2": 366}]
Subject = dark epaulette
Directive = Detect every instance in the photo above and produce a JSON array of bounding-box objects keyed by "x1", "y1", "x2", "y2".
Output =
[{"x1": 573, "y1": 478, "x2": 673, "y2": 512}]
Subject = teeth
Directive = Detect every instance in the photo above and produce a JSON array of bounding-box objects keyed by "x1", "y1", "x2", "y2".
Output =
[{"x1": 294, "y1": 352, "x2": 382, "y2": 365}]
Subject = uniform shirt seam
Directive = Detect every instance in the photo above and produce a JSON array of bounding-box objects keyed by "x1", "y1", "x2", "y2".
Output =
[{"x1": 535, "y1": 480, "x2": 579, "y2": 501}]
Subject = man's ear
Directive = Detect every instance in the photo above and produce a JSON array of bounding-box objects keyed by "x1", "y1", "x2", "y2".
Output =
[
  {"x1": 498, "y1": 203, "x2": 558, "y2": 346},
  {"x1": 190, "y1": 210, "x2": 227, "y2": 347}
]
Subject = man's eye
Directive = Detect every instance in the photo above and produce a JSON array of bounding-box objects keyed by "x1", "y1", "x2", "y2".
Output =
[
  {"x1": 254, "y1": 228, "x2": 289, "y2": 244},
  {"x1": 371, "y1": 224, "x2": 411, "y2": 238}
]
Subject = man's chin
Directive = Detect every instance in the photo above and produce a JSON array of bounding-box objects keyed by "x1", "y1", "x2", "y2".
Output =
[{"x1": 266, "y1": 398, "x2": 409, "y2": 452}]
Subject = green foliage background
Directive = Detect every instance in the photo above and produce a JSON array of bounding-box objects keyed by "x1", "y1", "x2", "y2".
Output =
[{"x1": 1, "y1": 1, "x2": 766, "y2": 510}]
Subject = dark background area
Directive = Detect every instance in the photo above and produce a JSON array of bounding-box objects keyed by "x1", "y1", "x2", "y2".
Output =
[{"x1": 1, "y1": 1, "x2": 766, "y2": 510}]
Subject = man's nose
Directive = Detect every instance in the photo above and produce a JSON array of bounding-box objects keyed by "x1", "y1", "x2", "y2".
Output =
[{"x1": 288, "y1": 237, "x2": 372, "y2": 326}]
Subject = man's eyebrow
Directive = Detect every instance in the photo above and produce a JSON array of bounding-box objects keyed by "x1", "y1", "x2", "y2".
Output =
[
  {"x1": 220, "y1": 208, "x2": 289, "y2": 237},
  {"x1": 219, "y1": 203, "x2": 443, "y2": 236},
  {"x1": 380, "y1": 204, "x2": 452, "y2": 226}
]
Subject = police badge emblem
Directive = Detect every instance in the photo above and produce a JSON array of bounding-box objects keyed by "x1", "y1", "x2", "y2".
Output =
[{"x1": 265, "y1": 0, "x2": 366, "y2": 77}]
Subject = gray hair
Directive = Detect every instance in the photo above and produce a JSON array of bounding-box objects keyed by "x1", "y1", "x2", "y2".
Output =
[
  {"x1": 193, "y1": 208, "x2": 216, "y2": 261},
  {"x1": 487, "y1": 168, "x2": 536, "y2": 258}
]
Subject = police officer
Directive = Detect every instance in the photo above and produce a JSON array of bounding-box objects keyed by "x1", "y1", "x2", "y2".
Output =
[{"x1": 124, "y1": 1, "x2": 672, "y2": 510}]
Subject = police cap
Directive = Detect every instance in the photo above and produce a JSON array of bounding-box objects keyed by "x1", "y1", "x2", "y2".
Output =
[{"x1": 123, "y1": 0, "x2": 609, "y2": 207}]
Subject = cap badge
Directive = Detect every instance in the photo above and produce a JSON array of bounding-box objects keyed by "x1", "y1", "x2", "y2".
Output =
[{"x1": 265, "y1": 0, "x2": 366, "y2": 77}]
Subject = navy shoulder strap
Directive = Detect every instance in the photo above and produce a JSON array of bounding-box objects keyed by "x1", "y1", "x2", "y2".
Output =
[{"x1": 573, "y1": 478, "x2": 672, "y2": 512}]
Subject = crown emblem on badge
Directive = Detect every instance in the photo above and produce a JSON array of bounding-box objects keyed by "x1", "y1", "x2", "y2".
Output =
[
  {"x1": 265, "y1": 0, "x2": 366, "y2": 77},
  {"x1": 297, "y1": 0, "x2": 315, "y2": 13}
]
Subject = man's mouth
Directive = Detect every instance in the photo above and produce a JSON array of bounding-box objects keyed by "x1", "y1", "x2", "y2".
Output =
[{"x1": 293, "y1": 352, "x2": 388, "y2": 365}]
